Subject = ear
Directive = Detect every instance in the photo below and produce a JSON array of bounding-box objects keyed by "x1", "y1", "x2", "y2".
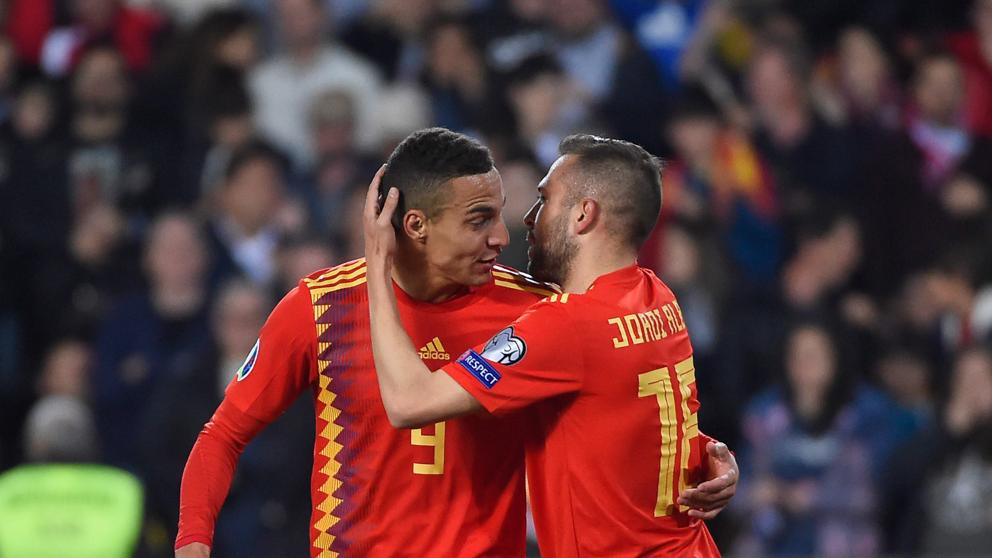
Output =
[
  {"x1": 401, "y1": 209, "x2": 429, "y2": 243},
  {"x1": 573, "y1": 199, "x2": 599, "y2": 235}
]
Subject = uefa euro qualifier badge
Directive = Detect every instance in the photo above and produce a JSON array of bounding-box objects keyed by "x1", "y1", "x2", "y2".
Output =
[
  {"x1": 236, "y1": 339, "x2": 260, "y2": 381},
  {"x1": 481, "y1": 327, "x2": 527, "y2": 365},
  {"x1": 457, "y1": 327, "x2": 526, "y2": 389}
]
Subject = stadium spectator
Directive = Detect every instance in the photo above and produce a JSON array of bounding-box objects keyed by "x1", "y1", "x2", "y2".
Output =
[
  {"x1": 886, "y1": 346, "x2": 992, "y2": 555},
  {"x1": 297, "y1": 88, "x2": 379, "y2": 240},
  {"x1": 249, "y1": 0, "x2": 382, "y2": 168},
  {"x1": 275, "y1": 235, "x2": 338, "y2": 296},
  {"x1": 505, "y1": 53, "x2": 596, "y2": 167},
  {"x1": 134, "y1": 7, "x2": 261, "y2": 200},
  {"x1": 661, "y1": 87, "x2": 782, "y2": 284},
  {"x1": 820, "y1": 27, "x2": 902, "y2": 134},
  {"x1": 476, "y1": 0, "x2": 550, "y2": 72},
  {"x1": 736, "y1": 321, "x2": 882, "y2": 557},
  {"x1": 205, "y1": 140, "x2": 304, "y2": 289},
  {"x1": 141, "y1": 279, "x2": 312, "y2": 556},
  {"x1": 552, "y1": 0, "x2": 670, "y2": 155},
  {"x1": 874, "y1": 345, "x2": 936, "y2": 425},
  {"x1": 422, "y1": 15, "x2": 510, "y2": 136},
  {"x1": 0, "y1": 396, "x2": 143, "y2": 558},
  {"x1": 948, "y1": 0, "x2": 992, "y2": 136},
  {"x1": 182, "y1": 66, "x2": 257, "y2": 207},
  {"x1": 66, "y1": 45, "x2": 164, "y2": 217},
  {"x1": 919, "y1": 346, "x2": 992, "y2": 555},
  {"x1": 368, "y1": 83, "x2": 434, "y2": 159},
  {"x1": 38, "y1": 0, "x2": 164, "y2": 77},
  {"x1": 340, "y1": 0, "x2": 440, "y2": 82},
  {"x1": 92, "y1": 211, "x2": 211, "y2": 469},
  {"x1": 747, "y1": 36, "x2": 860, "y2": 211},
  {"x1": 0, "y1": 79, "x2": 76, "y2": 365}
]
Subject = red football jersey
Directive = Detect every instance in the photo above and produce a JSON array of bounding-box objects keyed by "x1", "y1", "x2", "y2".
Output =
[
  {"x1": 182, "y1": 260, "x2": 556, "y2": 557},
  {"x1": 443, "y1": 264, "x2": 720, "y2": 557}
]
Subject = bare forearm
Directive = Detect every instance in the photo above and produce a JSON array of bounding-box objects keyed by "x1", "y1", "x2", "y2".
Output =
[
  {"x1": 365, "y1": 258, "x2": 436, "y2": 426},
  {"x1": 362, "y1": 176, "x2": 481, "y2": 426}
]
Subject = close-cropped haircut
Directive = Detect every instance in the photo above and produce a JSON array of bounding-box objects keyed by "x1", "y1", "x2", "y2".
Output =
[
  {"x1": 379, "y1": 127, "x2": 494, "y2": 229},
  {"x1": 558, "y1": 134, "x2": 663, "y2": 250}
]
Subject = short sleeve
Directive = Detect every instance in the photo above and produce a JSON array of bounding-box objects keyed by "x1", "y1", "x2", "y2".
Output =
[
  {"x1": 223, "y1": 284, "x2": 317, "y2": 423},
  {"x1": 442, "y1": 301, "x2": 583, "y2": 416}
]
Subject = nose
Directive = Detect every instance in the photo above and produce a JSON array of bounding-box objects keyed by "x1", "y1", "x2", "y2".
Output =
[
  {"x1": 523, "y1": 200, "x2": 540, "y2": 229},
  {"x1": 489, "y1": 217, "x2": 509, "y2": 249}
]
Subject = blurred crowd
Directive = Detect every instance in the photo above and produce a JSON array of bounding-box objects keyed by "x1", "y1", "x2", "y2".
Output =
[{"x1": 1, "y1": 0, "x2": 992, "y2": 556}]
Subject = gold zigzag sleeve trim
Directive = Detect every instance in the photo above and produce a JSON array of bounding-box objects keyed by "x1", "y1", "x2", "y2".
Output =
[{"x1": 309, "y1": 287, "x2": 345, "y2": 557}]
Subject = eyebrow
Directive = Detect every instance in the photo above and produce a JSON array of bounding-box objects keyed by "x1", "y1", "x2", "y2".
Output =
[{"x1": 466, "y1": 204, "x2": 498, "y2": 216}]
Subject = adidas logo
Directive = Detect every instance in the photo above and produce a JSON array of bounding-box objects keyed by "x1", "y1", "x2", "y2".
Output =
[{"x1": 418, "y1": 337, "x2": 450, "y2": 361}]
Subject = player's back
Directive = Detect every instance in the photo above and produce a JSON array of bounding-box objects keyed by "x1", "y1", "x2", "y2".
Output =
[{"x1": 524, "y1": 265, "x2": 719, "y2": 557}]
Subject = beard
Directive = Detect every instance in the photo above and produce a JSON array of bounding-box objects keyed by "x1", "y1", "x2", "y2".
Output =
[{"x1": 527, "y1": 212, "x2": 576, "y2": 285}]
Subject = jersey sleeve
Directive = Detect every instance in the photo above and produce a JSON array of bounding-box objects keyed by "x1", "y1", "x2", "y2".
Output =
[
  {"x1": 175, "y1": 400, "x2": 265, "y2": 549},
  {"x1": 441, "y1": 301, "x2": 584, "y2": 416},
  {"x1": 223, "y1": 284, "x2": 317, "y2": 423}
]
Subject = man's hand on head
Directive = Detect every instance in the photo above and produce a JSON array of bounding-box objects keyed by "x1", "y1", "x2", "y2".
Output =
[
  {"x1": 363, "y1": 164, "x2": 399, "y2": 275},
  {"x1": 678, "y1": 441, "x2": 738, "y2": 520}
]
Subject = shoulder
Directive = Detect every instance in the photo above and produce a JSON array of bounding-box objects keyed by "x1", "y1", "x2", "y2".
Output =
[
  {"x1": 300, "y1": 258, "x2": 368, "y2": 295},
  {"x1": 489, "y1": 264, "x2": 559, "y2": 302}
]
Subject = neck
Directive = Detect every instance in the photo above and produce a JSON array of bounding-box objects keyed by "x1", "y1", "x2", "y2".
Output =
[
  {"x1": 794, "y1": 390, "x2": 825, "y2": 422},
  {"x1": 391, "y1": 245, "x2": 468, "y2": 303},
  {"x1": 560, "y1": 241, "x2": 637, "y2": 293}
]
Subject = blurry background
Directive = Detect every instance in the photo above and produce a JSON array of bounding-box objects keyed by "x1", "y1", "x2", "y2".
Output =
[{"x1": 1, "y1": 0, "x2": 991, "y2": 556}]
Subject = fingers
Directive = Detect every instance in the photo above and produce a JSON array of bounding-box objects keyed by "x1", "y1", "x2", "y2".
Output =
[
  {"x1": 679, "y1": 465, "x2": 737, "y2": 518},
  {"x1": 378, "y1": 187, "x2": 400, "y2": 226},
  {"x1": 679, "y1": 486, "x2": 737, "y2": 509},
  {"x1": 706, "y1": 441, "x2": 730, "y2": 461},
  {"x1": 364, "y1": 165, "x2": 386, "y2": 221},
  {"x1": 679, "y1": 487, "x2": 733, "y2": 520},
  {"x1": 695, "y1": 468, "x2": 737, "y2": 494},
  {"x1": 679, "y1": 485, "x2": 733, "y2": 508}
]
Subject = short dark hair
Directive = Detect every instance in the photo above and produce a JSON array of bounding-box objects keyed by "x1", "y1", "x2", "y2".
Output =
[
  {"x1": 379, "y1": 127, "x2": 494, "y2": 229},
  {"x1": 225, "y1": 139, "x2": 288, "y2": 182},
  {"x1": 558, "y1": 134, "x2": 663, "y2": 249}
]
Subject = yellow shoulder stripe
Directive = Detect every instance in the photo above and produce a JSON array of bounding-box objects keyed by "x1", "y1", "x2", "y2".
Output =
[
  {"x1": 313, "y1": 276, "x2": 367, "y2": 294},
  {"x1": 492, "y1": 268, "x2": 561, "y2": 293},
  {"x1": 306, "y1": 265, "x2": 367, "y2": 288},
  {"x1": 494, "y1": 279, "x2": 556, "y2": 297},
  {"x1": 312, "y1": 258, "x2": 366, "y2": 283}
]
